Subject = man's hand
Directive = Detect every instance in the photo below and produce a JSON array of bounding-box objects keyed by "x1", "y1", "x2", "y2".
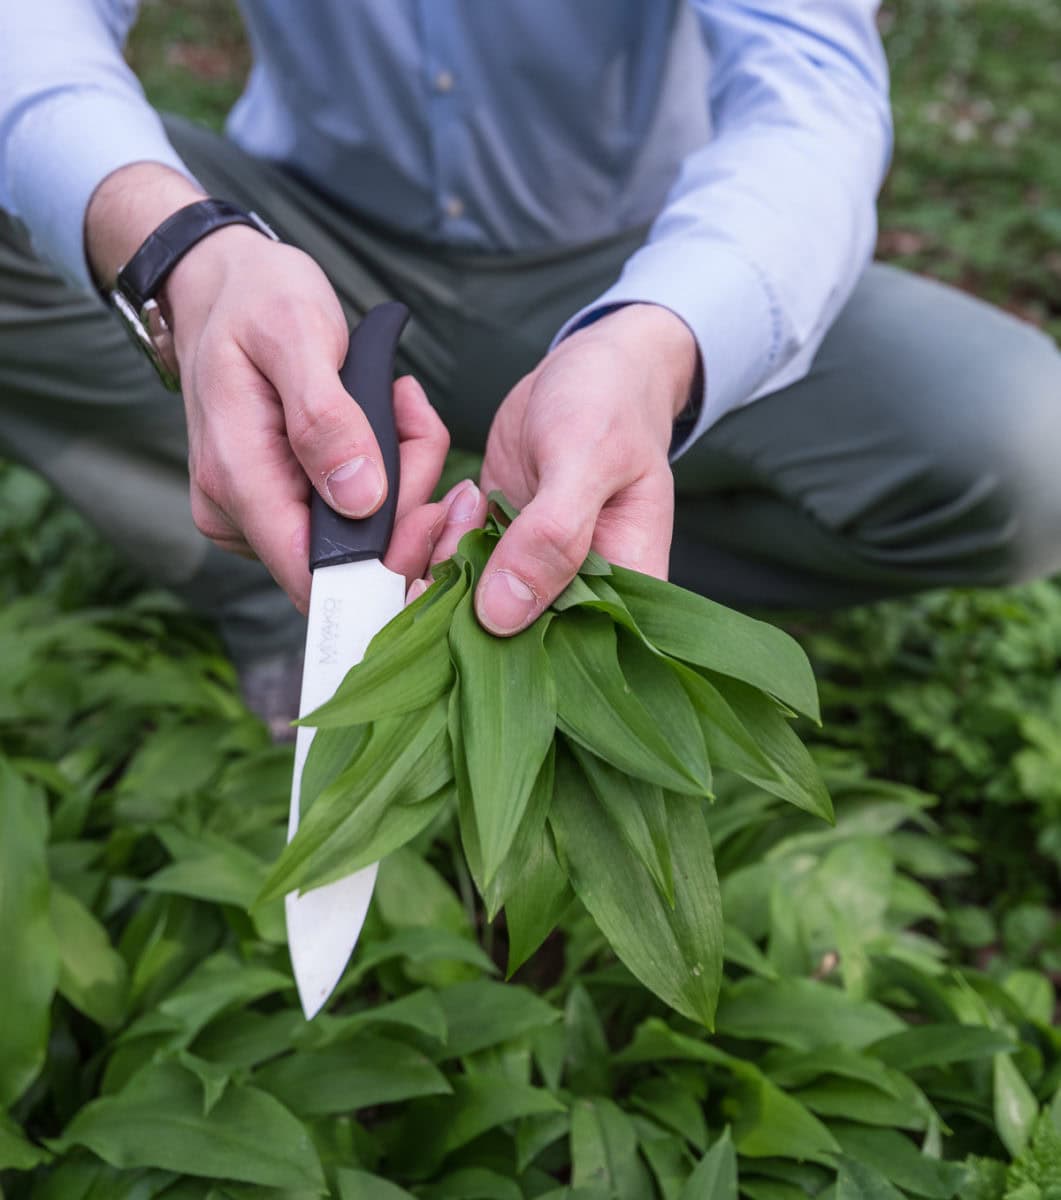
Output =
[
  {"x1": 475, "y1": 303, "x2": 700, "y2": 635},
  {"x1": 87, "y1": 164, "x2": 457, "y2": 612}
]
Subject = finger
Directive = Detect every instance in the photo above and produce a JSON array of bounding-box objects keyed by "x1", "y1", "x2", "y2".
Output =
[
  {"x1": 243, "y1": 308, "x2": 389, "y2": 520},
  {"x1": 588, "y1": 468, "x2": 674, "y2": 580},
  {"x1": 193, "y1": 351, "x2": 314, "y2": 612},
  {"x1": 392, "y1": 375, "x2": 450, "y2": 522},
  {"x1": 429, "y1": 479, "x2": 487, "y2": 570},
  {"x1": 383, "y1": 497, "x2": 449, "y2": 583},
  {"x1": 406, "y1": 577, "x2": 430, "y2": 606},
  {"x1": 474, "y1": 464, "x2": 609, "y2": 636}
]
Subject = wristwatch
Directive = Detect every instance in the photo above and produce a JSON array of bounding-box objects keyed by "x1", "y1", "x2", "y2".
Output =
[{"x1": 107, "y1": 198, "x2": 279, "y2": 391}]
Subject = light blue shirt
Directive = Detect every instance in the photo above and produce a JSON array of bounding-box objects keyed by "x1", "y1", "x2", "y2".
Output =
[{"x1": 0, "y1": 2, "x2": 891, "y2": 447}]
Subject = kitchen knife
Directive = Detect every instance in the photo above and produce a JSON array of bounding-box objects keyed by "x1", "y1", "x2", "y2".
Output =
[{"x1": 286, "y1": 300, "x2": 409, "y2": 1020}]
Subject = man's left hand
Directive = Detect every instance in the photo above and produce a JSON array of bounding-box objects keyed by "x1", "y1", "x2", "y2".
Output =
[{"x1": 473, "y1": 303, "x2": 700, "y2": 636}]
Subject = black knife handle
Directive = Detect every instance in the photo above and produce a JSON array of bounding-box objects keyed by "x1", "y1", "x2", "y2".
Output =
[{"x1": 309, "y1": 302, "x2": 410, "y2": 571}]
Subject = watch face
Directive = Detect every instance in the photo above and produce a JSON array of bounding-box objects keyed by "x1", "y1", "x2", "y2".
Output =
[{"x1": 110, "y1": 290, "x2": 181, "y2": 392}]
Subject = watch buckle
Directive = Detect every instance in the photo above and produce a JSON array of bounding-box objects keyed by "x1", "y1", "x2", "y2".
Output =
[{"x1": 111, "y1": 290, "x2": 181, "y2": 392}]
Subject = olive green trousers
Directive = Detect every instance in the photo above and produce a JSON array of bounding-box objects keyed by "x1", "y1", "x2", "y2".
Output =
[{"x1": 2, "y1": 115, "x2": 1060, "y2": 667}]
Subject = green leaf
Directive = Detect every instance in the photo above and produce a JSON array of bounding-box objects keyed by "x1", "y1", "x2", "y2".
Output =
[
  {"x1": 629, "y1": 1077, "x2": 707, "y2": 1151},
  {"x1": 346, "y1": 927, "x2": 496, "y2": 986},
  {"x1": 835, "y1": 1158, "x2": 907, "y2": 1200},
  {"x1": 0, "y1": 1112, "x2": 52, "y2": 1170},
  {"x1": 504, "y1": 817, "x2": 573, "y2": 977},
  {"x1": 829, "y1": 1124, "x2": 967, "y2": 1197},
  {"x1": 704, "y1": 673, "x2": 832, "y2": 822},
  {"x1": 50, "y1": 883, "x2": 129, "y2": 1027},
  {"x1": 482, "y1": 744, "x2": 557, "y2": 921},
  {"x1": 570, "y1": 1098, "x2": 652, "y2": 1199},
  {"x1": 0, "y1": 760, "x2": 59, "y2": 1106},
  {"x1": 549, "y1": 751, "x2": 722, "y2": 1026},
  {"x1": 571, "y1": 744, "x2": 675, "y2": 907},
  {"x1": 309, "y1": 987, "x2": 448, "y2": 1048},
  {"x1": 617, "y1": 633, "x2": 711, "y2": 796},
  {"x1": 336, "y1": 1169, "x2": 417, "y2": 1199},
  {"x1": 322, "y1": 784, "x2": 452, "y2": 877},
  {"x1": 994, "y1": 1052, "x2": 1038, "y2": 1158},
  {"x1": 433, "y1": 980, "x2": 560, "y2": 1059},
  {"x1": 53, "y1": 1062, "x2": 325, "y2": 1192},
  {"x1": 728, "y1": 1073, "x2": 841, "y2": 1166},
  {"x1": 192, "y1": 1009, "x2": 303, "y2": 1070},
  {"x1": 548, "y1": 610, "x2": 707, "y2": 795},
  {"x1": 303, "y1": 570, "x2": 466, "y2": 728},
  {"x1": 563, "y1": 984, "x2": 611, "y2": 1097},
  {"x1": 152, "y1": 953, "x2": 291, "y2": 1040},
  {"x1": 257, "y1": 699, "x2": 448, "y2": 902},
  {"x1": 448, "y1": 586, "x2": 556, "y2": 883},
  {"x1": 421, "y1": 1168, "x2": 524, "y2": 1199},
  {"x1": 868, "y1": 1024, "x2": 1017, "y2": 1072},
  {"x1": 679, "y1": 1129, "x2": 737, "y2": 1200},
  {"x1": 716, "y1": 978, "x2": 904, "y2": 1051},
  {"x1": 793, "y1": 1077, "x2": 927, "y2": 1130},
  {"x1": 254, "y1": 1035, "x2": 451, "y2": 1115},
  {"x1": 516, "y1": 1111, "x2": 571, "y2": 1172},
  {"x1": 609, "y1": 564, "x2": 820, "y2": 721},
  {"x1": 144, "y1": 832, "x2": 268, "y2": 913},
  {"x1": 391, "y1": 1075, "x2": 565, "y2": 1178}
]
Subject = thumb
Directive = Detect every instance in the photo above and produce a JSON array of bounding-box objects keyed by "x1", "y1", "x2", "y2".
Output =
[
  {"x1": 249, "y1": 318, "x2": 388, "y2": 519},
  {"x1": 475, "y1": 471, "x2": 602, "y2": 636}
]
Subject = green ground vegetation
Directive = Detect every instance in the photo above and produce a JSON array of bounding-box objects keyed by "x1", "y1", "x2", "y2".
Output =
[{"x1": 1, "y1": 1, "x2": 1060, "y2": 1196}]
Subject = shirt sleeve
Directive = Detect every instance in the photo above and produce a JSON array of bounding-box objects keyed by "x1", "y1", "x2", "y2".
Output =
[
  {"x1": 0, "y1": 0, "x2": 198, "y2": 290},
  {"x1": 552, "y1": 1, "x2": 893, "y2": 457}
]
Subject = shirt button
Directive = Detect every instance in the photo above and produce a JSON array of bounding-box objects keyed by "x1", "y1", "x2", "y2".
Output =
[
  {"x1": 434, "y1": 69, "x2": 455, "y2": 93},
  {"x1": 444, "y1": 195, "x2": 464, "y2": 220}
]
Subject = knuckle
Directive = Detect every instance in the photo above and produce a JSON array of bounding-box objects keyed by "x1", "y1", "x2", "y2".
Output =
[
  {"x1": 286, "y1": 400, "x2": 350, "y2": 458},
  {"x1": 522, "y1": 510, "x2": 589, "y2": 579},
  {"x1": 189, "y1": 491, "x2": 228, "y2": 543}
]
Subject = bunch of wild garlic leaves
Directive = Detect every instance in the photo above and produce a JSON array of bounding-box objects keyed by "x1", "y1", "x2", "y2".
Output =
[{"x1": 259, "y1": 496, "x2": 830, "y2": 1025}]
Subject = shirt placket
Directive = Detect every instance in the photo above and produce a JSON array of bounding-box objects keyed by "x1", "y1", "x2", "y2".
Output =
[{"x1": 417, "y1": 0, "x2": 477, "y2": 241}]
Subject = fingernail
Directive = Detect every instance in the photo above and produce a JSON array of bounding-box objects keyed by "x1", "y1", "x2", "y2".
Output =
[
  {"x1": 479, "y1": 570, "x2": 538, "y2": 634},
  {"x1": 326, "y1": 457, "x2": 384, "y2": 517},
  {"x1": 407, "y1": 578, "x2": 429, "y2": 605},
  {"x1": 447, "y1": 481, "x2": 480, "y2": 523}
]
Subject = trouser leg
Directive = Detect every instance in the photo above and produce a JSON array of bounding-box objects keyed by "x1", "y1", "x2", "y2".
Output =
[{"x1": 669, "y1": 264, "x2": 1061, "y2": 608}]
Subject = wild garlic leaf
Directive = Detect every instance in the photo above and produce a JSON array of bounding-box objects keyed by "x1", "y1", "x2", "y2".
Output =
[
  {"x1": 299, "y1": 724, "x2": 369, "y2": 819},
  {"x1": 253, "y1": 1034, "x2": 452, "y2": 1116},
  {"x1": 448, "y1": 589, "x2": 556, "y2": 886},
  {"x1": 302, "y1": 570, "x2": 466, "y2": 729},
  {"x1": 679, "y1": 1129, "x2": 737, "y2": 1200},
  {"x1": 618, "y1": 632, "x2": 711, "y2": 796},
  {"x1": 548, "y1": 750, "x2": 722, "y2": 1027},
  {"x1": 298, "y1": 785, "x2": 453, "y2": 885},
  {"x1": 482, "y1": 745, "x2": 556, "y2": 921},
  {"x1": 293, "y1": 720, "x2": 453, "y2": 887},
  {"x1": 257, "y1": 701, "x2": 448, "y2": 903},
  {"x1": 449, "y1": 675, "x2": 485, "y2": 895},
  {"x1": 504, "y1": 821, "x2": 573, "y2": 978},
  {"x1": 609, "y1": 565, "x2": 820, "y2": 723},
  {"x1": 569, "y1": 742, "x2": 675, "y2": 908},
  {"x1": 548, "y1": 610, "x2": 706, "y2": 796},
  {"x1": 702, "y1": 673, "x2": 832, "y2": 823},
  {"x1": 0, "y1": 763, "x2": 59, "y2": 1108}
]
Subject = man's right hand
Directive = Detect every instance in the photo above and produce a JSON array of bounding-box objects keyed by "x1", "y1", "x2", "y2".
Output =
[{"x1": 86, "y1": 164, "x2": 472, "y2": 614}]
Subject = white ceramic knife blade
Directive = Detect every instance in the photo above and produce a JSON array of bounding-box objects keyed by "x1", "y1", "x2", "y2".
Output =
[
  {"x1": 286, "y1": 557, "x2": 404, "y2": 1019},
  {"x1": 284, "y1": 300, "x2": 410, "y2": 1020}
]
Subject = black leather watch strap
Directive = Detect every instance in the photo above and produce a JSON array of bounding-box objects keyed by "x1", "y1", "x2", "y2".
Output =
[{"x1": 115, "y1": 198, "x2": 277, "y2": 310}]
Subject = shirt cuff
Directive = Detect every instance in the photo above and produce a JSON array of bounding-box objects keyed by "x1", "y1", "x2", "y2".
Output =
[
  {"x1": 551, "y1": 237, "x2": 782, "y2": 460},
  {"x1": 6, "y1": 87, "x2": 198, "y2": 291}
]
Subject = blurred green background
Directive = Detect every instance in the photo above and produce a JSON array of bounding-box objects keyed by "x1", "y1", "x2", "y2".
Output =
[{"x1": 126, "y1": 0, "x2": 1061, "y2": 342}]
